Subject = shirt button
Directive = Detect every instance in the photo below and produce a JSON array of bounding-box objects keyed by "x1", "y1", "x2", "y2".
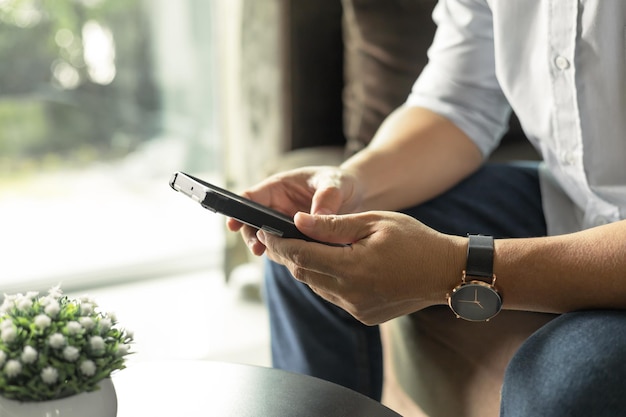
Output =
[
  {"x1": 555, "y1": 56, "x2": 570, "y2": 70},
  {"x1": 561, "y1": 151, "x2": 576, "y2": 165}
]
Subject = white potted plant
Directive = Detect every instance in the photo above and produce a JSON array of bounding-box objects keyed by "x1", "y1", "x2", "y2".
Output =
[{"x1": 0, "y1": 286, "x2": 133, "y2": 417}]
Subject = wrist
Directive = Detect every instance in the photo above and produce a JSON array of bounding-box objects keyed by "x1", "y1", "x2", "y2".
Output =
[
  {"x1": 446, "y1": 234, "x2": 503, "y2": 321},
  {"x1": 437, "y1": 234, "x2": 468, "y2": 304}
]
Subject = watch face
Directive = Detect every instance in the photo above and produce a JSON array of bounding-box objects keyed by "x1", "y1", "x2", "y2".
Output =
[{"x1": 448, "y1": 282, "x2": 502, "y2": 322}]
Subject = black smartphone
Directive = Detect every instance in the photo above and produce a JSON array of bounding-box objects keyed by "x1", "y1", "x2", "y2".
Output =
[{"x1": 169, "y1": 172, "x2": 344, "y2": 245}]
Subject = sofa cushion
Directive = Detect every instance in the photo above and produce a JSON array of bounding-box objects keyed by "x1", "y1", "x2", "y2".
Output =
[
  {"x1": 389, "y1": 307, "x2": 557, "y2": 417},
  {"x1": 342, "y1": 0, "x2": 437, "y2": 156},
  {"x1": 341, "y1": 0, "x2": 534, "y2": 160}
]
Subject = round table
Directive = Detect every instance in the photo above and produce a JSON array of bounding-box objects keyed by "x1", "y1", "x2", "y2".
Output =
[{"x1": 113, "y1": 360, "x2": 400, "y2": 416}]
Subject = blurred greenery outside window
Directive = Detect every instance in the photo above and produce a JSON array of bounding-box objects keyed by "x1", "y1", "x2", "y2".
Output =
[
  {"x1": 0, "y1": 0, "x2": 159, "y2": 172},
  {"x1": 0, "y1": 0, "x2": 223, "y2": 293}
]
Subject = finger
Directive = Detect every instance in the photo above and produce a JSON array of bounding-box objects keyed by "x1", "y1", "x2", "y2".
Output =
[
  {"x1": 241, "y1": 225, "x2": 266, "y2": 256},
  {"x1": 257, "y1": 227, "x2": 353, "y2": 280},
  {"x1": 255, "y1": 230, "x2": 292, "y2": 265},
  {"x1": 226, "y1": 188, "x2": 265, "y2": 232},
  {"x1": 226, "y1": 217, "x2": 243, "y2": 232},
  {"x1": 294, "y1": 211, "x2": 373, "y2": 246},
  {"x1": 260, "y1": 238, "x2": 344, "y2": 297},
  {"x1": 308, "y1": 170, "x2": 344, "y2": 215},
  {"x1": 311, "y1": 186, "x2": 343, "y2": 215}
]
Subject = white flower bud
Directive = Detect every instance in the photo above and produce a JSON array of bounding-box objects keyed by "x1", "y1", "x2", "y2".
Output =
[
  {"x1": 79, "y1": 317, "x2": 95, "y2": 330},
  {"x1": 38, "y1": 295, "x2": 53, "y2": 306},
  {"x1": 44, "y1": 302, "x2": 60, "y2": 317},
  {"x1": 89, "y1": 336, "x2": 105, "y2": 354},
  {"x1": 0, "y1": 299, "x2": 11, "y2": 314},
  {"x1": 80, "y1": 360, "x2": 96, "y2": 376},
  {"x1": 48, "y1": 285, "x2": 63, "y2": 299},
  {"x1": 63, "y1": 346, "x2": 80, "y2": 362},
  {"x1": 66, "y1": 321, "x2": 83, "y2": 335},
  {"x1": 21, "y1": 346, "x2": 38, "y2": 364},
  {"x1": 41, "y1": 366, "x2": 59, "y2": 385},
  {"x1": 1, "y1": 326, "x2": 17, "y2": 343},
  {"x1": 116, "y1": 344, "x2": 130, "y2": 357},
  {"x1": 80, "y1": 303, "x2": 94, "y2": 315},
  {"x1": 4, "y1": 359, "x2": 22, "y2": 378},
  {"x1": 16, "y1": 297, "x2": 32, "y2": 311},
  {"x1": 48, "y1": 333, "x2": 66, "y2": 349},
  {"x1": 25, "y1": 291, "x2": 39, "y2": 300},
  {"x1": 99, "y1": 318, "x2": 112, "y2": 332},
  {"x1": 106, "y1": 311, "x2": 117, "y2": 322},
  {"x1": 34, "y1": 314, "x2": 52, "y2": 330}
]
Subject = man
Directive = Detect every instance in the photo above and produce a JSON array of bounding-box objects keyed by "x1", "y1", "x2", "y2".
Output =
[{"x1": 229, "y1": 1, "x2": 626, "y2": 415}]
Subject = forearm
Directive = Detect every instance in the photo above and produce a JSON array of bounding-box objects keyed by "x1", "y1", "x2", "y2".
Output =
[
  {"x1": 494, "y1": 220, "x2": 626, "y2": 313},
  {"x1": 340, "y1": 105, "x2": 483, "y2": 211}
]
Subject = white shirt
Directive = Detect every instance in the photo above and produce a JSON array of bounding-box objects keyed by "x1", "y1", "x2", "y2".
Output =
[{"x1": 406, "y1": 0, "x2": 626, "y2": 234}]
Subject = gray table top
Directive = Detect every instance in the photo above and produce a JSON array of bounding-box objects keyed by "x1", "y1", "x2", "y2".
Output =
[{"x1": 113, "y1": 360, "x2": 401, "y2": 416}]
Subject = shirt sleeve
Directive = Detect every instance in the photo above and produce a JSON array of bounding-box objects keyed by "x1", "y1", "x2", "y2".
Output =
[{"x1": 406, "y1": 0, "x2": 511, "y2": 157}]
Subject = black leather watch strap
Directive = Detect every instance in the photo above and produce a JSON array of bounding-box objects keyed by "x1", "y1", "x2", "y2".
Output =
[{"x1": 465, "y1": 234, "x2": 494, "y2": 281}]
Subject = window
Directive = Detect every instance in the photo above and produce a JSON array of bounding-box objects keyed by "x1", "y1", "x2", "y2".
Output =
[{"x1": 0, "y1": 0, "x2": 224, "y2": 293}]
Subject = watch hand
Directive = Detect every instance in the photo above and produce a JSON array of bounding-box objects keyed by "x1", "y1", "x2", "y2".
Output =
[
  {"x1": 457, "y1": 299, "x2": 484, "y2": 309},
  {"x1": 473, "y1": 289, "x2": 484, "y2": 309}
]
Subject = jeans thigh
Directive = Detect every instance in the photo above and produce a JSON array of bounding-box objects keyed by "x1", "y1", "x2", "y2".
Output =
[
  {"x1": 402, "y1": 161, "x2": 547, "y2": 238},
  {"x1": 501, "y1": 310, "x2": 626, "y2": 417}
]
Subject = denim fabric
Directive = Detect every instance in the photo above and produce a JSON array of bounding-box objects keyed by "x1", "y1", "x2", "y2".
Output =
[
  {"x1": 265, "y1": 258, "x2": 383, "y2": 399},
  {"x1": 501, "y1": 310, "x2": 626, "y2": 417},
  {"x1": 264, "y1": 162, "x2": 553, "y2": 401}
]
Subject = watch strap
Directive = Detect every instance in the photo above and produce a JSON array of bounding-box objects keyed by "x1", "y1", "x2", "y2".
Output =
[{"x1": 465, "y1": 234, "x2": 494, "y2": 281}]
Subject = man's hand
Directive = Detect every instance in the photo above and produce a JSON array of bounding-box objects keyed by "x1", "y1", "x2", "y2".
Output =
[
  {"x1": 256, "y1": 211, "x2": 465, "y2": 325},
  {"x1": 226, "y1": 166, "x2": 363, "y2": 256}
]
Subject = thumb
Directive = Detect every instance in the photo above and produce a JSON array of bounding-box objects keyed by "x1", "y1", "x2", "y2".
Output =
[
  {"x1": 308, "y1": 170, "x2": 344, "y2": 215},
  {"x1": 294, "y1": 212, "x2": 370, "y2": 245},
  {"x1": 310, "y1": 186, "x2": 343, "y2": 215}
]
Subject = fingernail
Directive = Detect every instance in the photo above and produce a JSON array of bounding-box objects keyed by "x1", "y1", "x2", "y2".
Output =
[
  {"x1": 256, "y1": 230, "x2": 266, "y2": 244},
  {"x1": 295, "y1": 212, "x2": 315, "y2": 228}
]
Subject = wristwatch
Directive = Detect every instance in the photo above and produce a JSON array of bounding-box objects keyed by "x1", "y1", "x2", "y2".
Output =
[{"x1": 447, "y1": 234, "x2": 502, "y2": 322}]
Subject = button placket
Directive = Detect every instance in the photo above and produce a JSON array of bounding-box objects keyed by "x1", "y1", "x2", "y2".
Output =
[{"x1": 548, "y1": 0, "x2": 583, "y2": 176}]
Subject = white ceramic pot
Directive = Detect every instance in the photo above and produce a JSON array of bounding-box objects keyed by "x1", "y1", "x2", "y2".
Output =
[{"x1": 0, "y1": 378, "x2": 117, "y2": 417}]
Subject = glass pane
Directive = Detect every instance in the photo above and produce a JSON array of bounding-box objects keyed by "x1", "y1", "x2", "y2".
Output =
[{"x1": 0, "y1": 0, "x2": 223, "y2": 293}]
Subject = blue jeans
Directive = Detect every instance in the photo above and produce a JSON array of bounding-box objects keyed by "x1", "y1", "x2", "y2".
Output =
[
  {"x1": 500, "y1": 309, "x2": 626, "y2": 417},
  {"x1": 263, "y1": 163, "x2": 626, "y2": 414}
]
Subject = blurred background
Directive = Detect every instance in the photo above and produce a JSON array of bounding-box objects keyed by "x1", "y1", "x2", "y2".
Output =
[{"x1": 0, "y1": 0, "x2": 272, "y2": 367}]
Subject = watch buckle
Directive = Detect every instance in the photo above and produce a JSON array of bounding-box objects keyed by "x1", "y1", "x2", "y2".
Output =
[{"x1": 462, "y1": 270, "x2": 497, "y2": 286}]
